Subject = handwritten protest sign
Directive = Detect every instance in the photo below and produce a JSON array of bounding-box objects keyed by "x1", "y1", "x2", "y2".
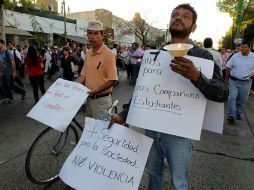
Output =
[
  {"x1": 27, "y1": 78, "x2": 89, "y2": 132},
  {"x1": 59, "y1": 117, "x2": 153, "y2": 190},
  {"x1": 126, "y1": 50, "x2": 216, "y2": 140}
]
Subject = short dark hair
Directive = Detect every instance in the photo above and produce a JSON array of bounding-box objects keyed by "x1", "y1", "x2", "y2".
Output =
[
  {"x1": 173, "y1": 4, "x2": 197, "y2": 24},
  {"x1": 241, "y1": 39, "x2": 251, "y2": 47},
  {"x1": 0, "y1": 39, "x2": 5, "y2": 45},
  {"x1": 203, "y1": 38, "x2": 213, "y2": 48},
  {"x1": 63, "y1": 46, "x2": 70, "y2": 51}
]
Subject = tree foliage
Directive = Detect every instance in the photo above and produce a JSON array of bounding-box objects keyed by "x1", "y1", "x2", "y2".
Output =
[
  {"x1": 217, "y1": 0, "x2": 254, "y2": 29},
  {"x1": 4, "y1": 0, "x2": 34, "y2": 10},
  {"x1": 217, "y1": 0, "x2": 254, "y2": 21},
  {"x1": 217, "y1": 0, "x2": 254, "y2": 48},
  {"x1": 124, "y1": 12, "x2": 153, "y2": 46}
]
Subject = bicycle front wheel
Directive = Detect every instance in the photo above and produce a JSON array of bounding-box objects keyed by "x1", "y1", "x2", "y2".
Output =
[{"x1": 25, "y1": 125, "x2": 78, "y2": 184}]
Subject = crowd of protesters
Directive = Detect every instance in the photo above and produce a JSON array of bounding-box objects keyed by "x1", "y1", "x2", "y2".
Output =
[
  {"x1": 0, "y1": 36, "x2": 147, "y2": 105},
  {"x1": 1, "y1": 36, "x2": 253, "y2": 115},
  {"x1": 0, "y1": 40, "x2": 89, "y2": 104}
]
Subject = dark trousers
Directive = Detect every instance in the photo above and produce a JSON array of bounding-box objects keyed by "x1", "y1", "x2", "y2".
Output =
[
  {"x1": 14, "y1": 76, "x2": 24, "y2": 87},
  {"x1": 19, "y1": 64, "x2": 25, "y2": 78},
  {"x1": 48, "y1": 64, "x2": 57, "y2": 79},
  {"x1": 222, "y1": 69, "x2": 226, "y2": 80},
  {"x1": 125, "y1": 64, "x2": 131, "y2": 78},
  {"x1": 251, "y1": 79, "x2": 254, "y2": 90},
  {"x1": 130, "y1": 64, "x2": 140, "y2": 84},
  {"x1": 29, "y1": 75, "x2": 46, "y2": 103},
  {"x1": 1, "y1": 74, "x2": 25, "y2": 100}
]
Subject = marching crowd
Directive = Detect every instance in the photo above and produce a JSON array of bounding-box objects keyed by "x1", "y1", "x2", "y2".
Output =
[{"x1": 0, "y1": 37, "x2": 147, "y2": 105}]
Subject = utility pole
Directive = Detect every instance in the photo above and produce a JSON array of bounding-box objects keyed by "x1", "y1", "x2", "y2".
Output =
[
  {"x1": 235, "y1": 0, "x2": 244, "y2": 40},
  {"x1": 63, "y1": 0, "x2": 67, "y2": 43},
  {"x1": 0, "y1": 0, "x2": 5, "y2": 42}
]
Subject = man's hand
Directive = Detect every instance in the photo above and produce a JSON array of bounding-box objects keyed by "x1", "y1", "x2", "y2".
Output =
[
  {"x1": 12, "y1": 71, "x2": 17, "y2": 79},
  {"x1": 108, "y1": 114, "x2": 124, "y2": 129},
  {"x1": 170, "y1": 57, "x2": 200, "y2": 82},
  {"x1": 224, "y1": 79, "x2": 229, "y2": 85}
]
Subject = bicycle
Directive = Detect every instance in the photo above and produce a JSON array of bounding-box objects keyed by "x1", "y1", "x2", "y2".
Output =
[{"x1": 25, "y1": 100, "x2": 118, "y2": 185}]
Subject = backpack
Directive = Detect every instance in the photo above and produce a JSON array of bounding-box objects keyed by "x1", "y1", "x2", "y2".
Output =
[{"x1": 13, "y1": 49, "x2": 22, "y2": 70}]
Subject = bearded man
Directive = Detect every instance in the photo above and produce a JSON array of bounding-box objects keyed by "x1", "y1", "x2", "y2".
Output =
[{"x1": 108, "y1": 4, "x2": 228, "y2": 190}]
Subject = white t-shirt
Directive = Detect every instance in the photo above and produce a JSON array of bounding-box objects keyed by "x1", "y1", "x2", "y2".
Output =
[{"x1": 111, "y1": 48, "x2": 117, "y2": 57}]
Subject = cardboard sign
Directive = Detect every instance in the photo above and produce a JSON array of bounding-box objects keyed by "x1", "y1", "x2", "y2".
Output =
[
  {"x1": 126, "y1": 50, "x2": 216, "y2": 140},
  {"x1": 59, "y1": 117, "x2": 153, "y2": 190},
  {"x1": 27, "y1": 78, "x2": 89, "y2": 132}
]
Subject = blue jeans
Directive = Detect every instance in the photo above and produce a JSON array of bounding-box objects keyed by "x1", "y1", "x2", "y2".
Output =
[
  {"x1": 228, "y1": 79, "x2": 252, "y2": 117},
  {"x1": 145, "y1": 130, "x2": 192, "y2": 190},
  {"x1": 130, "y1": 64, "x2": 140, "y2": 84}
]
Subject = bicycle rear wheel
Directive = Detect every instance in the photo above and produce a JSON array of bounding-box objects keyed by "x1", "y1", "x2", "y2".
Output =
[{"x1": 25, "y1": 125, "x2": 78, "y2": 184}]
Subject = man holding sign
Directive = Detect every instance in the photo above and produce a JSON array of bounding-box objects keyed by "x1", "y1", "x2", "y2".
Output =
[
  {"x1": 76, "y1": 20, "x2": 118, "y2": 119},
  {"x1": 109, "y1": 4, "x2": 228, "y2": 190}
]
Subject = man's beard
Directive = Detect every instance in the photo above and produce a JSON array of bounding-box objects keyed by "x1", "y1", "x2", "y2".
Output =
[{"x1": 169, "y1": 21, "x2": 192, "y2": 38}]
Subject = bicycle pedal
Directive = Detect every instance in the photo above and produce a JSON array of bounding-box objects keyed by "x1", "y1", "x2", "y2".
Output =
[
  {"x1": 70, "y1": 141, "x2": 77, "y2": 146},
  {"x1": 50, "y1": 150, "x2": 60, "y2": 156}
]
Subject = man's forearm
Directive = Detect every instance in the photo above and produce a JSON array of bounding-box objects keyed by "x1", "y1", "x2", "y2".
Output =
[
  {"x1": 225, "y1": 67, "x2": 230, "y2": 83},
  {"x1": 75, "y1": 75, "x2": 85, "y2": 84},
  {"x1": 191, "y1": 63, "x2": 229, "y2": 103}
]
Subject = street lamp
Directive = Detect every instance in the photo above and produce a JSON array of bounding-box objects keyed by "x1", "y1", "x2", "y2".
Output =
[
  {"x1": 231, "y1": 0, "x2": 245, "y2": 49},
  {"x1": 62, "y1": 0, "x2": 67, "y2": 43},
  {"x1": 236, "y1": 0, "x2": 244, "y2": 38}
]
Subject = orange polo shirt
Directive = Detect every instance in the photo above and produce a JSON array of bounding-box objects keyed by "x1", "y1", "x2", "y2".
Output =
[{"x1": 80, "y1": 44, "x2": 118, "y2": 94}]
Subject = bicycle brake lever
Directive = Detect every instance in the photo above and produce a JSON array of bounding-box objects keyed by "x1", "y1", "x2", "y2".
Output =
[
  {"x1": 112, "y1": 100, "x2": 119, "y2": 107},
  {"x1": 107, "y1": 100, "x2": 119, "y2": 116}
]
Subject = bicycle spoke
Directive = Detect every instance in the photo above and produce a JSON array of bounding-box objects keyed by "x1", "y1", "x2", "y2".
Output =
[{"x1": 25, "y1": 126, "x2": 78, "y2": 184}]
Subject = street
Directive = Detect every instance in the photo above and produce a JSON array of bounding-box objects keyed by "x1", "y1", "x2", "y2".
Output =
[{"x1": 0, "y1": 72, "x2": 254, "y2": 190}]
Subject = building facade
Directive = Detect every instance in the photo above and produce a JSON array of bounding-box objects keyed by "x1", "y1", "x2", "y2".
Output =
[{"x1": 3, "y1": 7, "x2": 165, "y2": 48}]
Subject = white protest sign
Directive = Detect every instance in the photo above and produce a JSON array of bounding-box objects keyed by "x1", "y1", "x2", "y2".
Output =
[
  {"x1": 59, "y1": 117, "x2": 153, "y2": 190},
  {"x1": 126, "y1": 50, "x2": 214, "y2": 140},
  {"x1": 202, "y1": 101, "x2": 224, "y2": 134},
  {"x1": 27, "y1": 78, "x2": 89, "y2": 132}
]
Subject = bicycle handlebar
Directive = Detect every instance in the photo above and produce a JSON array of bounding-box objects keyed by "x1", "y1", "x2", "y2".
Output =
[{"x1": 107, "y1": 99, "x2": 119, "y2": 116}]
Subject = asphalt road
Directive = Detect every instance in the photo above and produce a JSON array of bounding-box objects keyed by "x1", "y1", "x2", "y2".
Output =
[{"x1": 0, "y1": 72, "x2": 254, "y2": 190}]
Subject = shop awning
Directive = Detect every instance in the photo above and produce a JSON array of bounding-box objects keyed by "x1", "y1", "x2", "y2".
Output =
[
  {"x1": 4, "y1": 27, "x2": 33, "y2": 36},
  {"x1": 66, "y1": 35, "x2": 89, "y2": 44}
]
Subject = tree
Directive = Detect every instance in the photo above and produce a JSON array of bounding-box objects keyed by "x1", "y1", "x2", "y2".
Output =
[
  {"x1": 4, "y1": 0, "x2": 34, "y2": 10},
  {"x1": 125, "y1": 12, "x2": 153, "y2": 46},
  {"x1": 217, "y1": 0, "x2": 254, "y2": 48}
]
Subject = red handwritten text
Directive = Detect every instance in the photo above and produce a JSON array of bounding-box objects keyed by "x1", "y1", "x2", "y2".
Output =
[
  {"x1": 72, "y1": 85, "x2": 83, "y2": 93},
  {"x1": 64, "y1": 82, "x2": 71, "y2": 88},
  {"x1": 54, "y1": 91, "x2": 64, "y2": 98},
  {"x1": 42, "y1": 101, "x2": 64, "y2": 113}
]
